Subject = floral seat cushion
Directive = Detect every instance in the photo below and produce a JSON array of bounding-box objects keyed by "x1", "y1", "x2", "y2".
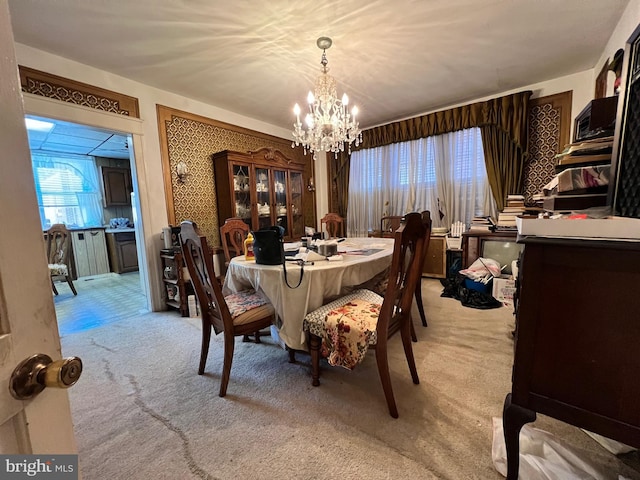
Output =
[
  {"x1": 303, "y1": 288, "x2": 383, "y2": 369},
  {"x1": 224, "y1": 289, "x2": 274, "y2": 325},
  {"x1": 48, "y1": 263, "x2": 69, "y2": 276}
]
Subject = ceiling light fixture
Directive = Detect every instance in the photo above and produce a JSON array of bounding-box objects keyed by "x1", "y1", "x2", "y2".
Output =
[
  {"x1": 292, "y1": 37, "x2": 362, "y2": 160},
  {"x1": 25, "y1": 117, "x2": 54, "y2": 132}
]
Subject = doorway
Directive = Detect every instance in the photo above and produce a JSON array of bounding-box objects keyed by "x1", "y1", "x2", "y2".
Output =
[{"x1": 25, "y1": 114, "x2": 149, "y2": 333}]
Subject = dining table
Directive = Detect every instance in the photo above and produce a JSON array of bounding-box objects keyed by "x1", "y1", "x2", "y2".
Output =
[{"x1": 222, "y1": 237, "x2": 395, "y2": 351}]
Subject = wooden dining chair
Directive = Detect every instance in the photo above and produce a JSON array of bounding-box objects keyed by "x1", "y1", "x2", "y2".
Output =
[
  {"x1": 46, "y1": 224, "x2": 77, "y2": 296},
  {"x1": 302, "y1": 212, "x2": 428, "y2": 418},
  {"x1": 414, "y1": 210, "x2": 433, "y2": 329},
  {"x1": 179, "y1": 220, "x2": 277, "y2": 397},
  {"x1": 220, "y1": 217, "x2": 249, "y2": 267},
  {"x1": 219, "y1": 217, "x2": 267, "y2": 343},
  {"x1": 380, "y1": 215, "x2": 403, "y2": 237},
  {"x1": 320, "y1": 213, "x2": 344, "y2": 238}
]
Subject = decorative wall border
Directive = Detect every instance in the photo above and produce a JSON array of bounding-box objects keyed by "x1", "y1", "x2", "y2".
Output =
[{"x1": 18, "y1": 66, "x2": 140, "y2": 118}]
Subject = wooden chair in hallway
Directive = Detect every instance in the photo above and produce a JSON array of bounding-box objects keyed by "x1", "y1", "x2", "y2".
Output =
[
  {"x1": 46, "y1": 223, "x2": 77, "y2": 296},
  {"x1": 302, "y1": 212, "x2": 428, "y2": 418},
  {"x1": 320, "y1": 213, "x2": 344, "y2": 238},
  {"x1": 179, "y1": 221, "x2": 277, "y2": 397}
]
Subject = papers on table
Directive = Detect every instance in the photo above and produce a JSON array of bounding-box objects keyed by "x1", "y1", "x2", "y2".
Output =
[
  {"x1": 283, "y1": 242, "x2": 301, "y2": 251},
  {"x1": 338, "y1": 241, "x2": 389, "y2": 253}
]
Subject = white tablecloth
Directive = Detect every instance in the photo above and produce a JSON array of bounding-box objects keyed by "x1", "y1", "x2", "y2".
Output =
[{"x1": 223, "y1": 237, "x2": 394, "y2": 351}]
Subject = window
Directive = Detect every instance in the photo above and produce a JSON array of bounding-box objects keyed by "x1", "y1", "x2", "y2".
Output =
[
  {"x1": 32, "y1": 153, "x2": 104, "y2": 229},
  {"x1": 347, "y1": 128, "x2": 495, "y2": 236}
]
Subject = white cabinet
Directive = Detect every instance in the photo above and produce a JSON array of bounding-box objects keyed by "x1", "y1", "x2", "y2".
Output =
[{"x1": 72, "y1": 229, "x2": 110, "y2": 277}]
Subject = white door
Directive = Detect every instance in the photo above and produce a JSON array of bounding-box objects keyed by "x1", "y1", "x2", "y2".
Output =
[{"x1": 0, "y1": 0, "x2": 77, "y2": 454}]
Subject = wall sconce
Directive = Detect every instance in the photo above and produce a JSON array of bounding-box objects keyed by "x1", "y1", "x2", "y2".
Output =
[
  {"x1": 307, "y1": 177, "x2": 315, "y2": 192},
  {"x1": 176, "y1": 161, "x2": 189, "y2": 184}
]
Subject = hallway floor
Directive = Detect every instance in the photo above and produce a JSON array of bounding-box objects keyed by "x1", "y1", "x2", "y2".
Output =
[{"x1": 53, "y1": 272, "x2": 148, "y2": 337}]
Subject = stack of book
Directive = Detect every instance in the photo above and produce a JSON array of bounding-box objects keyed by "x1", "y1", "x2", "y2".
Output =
[
  {"x1": 468, "y1": 216, "x2": 495, "y2": 232},
  {"x1": 496, "y1": 195, "x2": 525, "y2": 231},
  {"x1": 554, "y1": 136, "x2": 613, "y2": 172},
  {"x1": 542, "y1": 136, "x2": 613, "y2": 213}
]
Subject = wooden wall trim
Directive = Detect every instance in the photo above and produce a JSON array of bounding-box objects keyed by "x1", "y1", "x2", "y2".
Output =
[{"x1": 18, "y1": 66, "x2": 140, "y2": 118}]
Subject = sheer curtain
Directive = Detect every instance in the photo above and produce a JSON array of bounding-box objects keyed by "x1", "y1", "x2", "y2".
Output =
[
  {"x1": 348, "y1": 128, "x2": 496, "y2": 237},
  {"x1": 32, "y1": 153, "x2": 104, "y2": 229}
]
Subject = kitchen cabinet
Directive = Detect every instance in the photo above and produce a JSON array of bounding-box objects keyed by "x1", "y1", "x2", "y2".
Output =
[
  {"x1": 102, "y1": 166, "x2": 132, "y2": 206},
  {"x1": 106, "y1": 229, "x2": 138, "y2": 273},
  {"x1": 71, "y1": 228, "x2": 110, "y2": 277},
  {"x1": 213, "y1": 148, "x2": 306, "y2": 241}
]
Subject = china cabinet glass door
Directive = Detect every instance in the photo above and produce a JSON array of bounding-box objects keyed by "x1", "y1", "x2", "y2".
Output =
[
  {"x1": 255, "y1": 167, "x2": 272, "y2": 230},
  {"x1": 273, "y1": 169, "x2": 288, "y2": 236},
  {"x1": 232, "y1": 164, "x2": 252, "y2": 227},
  {"x1": 289, "y1": 171, "x2": 304, "y2": 238}
]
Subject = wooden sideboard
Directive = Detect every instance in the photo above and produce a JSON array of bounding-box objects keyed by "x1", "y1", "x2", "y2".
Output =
[{"x1": 503, "y1": 237, "x2": 640, "y2": 479}]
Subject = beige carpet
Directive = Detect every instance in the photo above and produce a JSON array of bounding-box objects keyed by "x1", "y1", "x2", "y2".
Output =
[{"x1": 59, "y1": 278, "x2": 640, "y2": 479}]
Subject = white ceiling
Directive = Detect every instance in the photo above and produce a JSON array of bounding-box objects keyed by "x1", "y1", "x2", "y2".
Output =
[
  {"x1": 9, "y1": 0, "x2": 629, "y2": 131},
  {"x1": 25, "y1": 116, "x2": 131, "y2": 159}
]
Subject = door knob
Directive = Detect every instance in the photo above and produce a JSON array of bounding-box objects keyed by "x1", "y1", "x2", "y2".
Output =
[{"x1": 10, "y1": 353, "x2": 83, "y2": 400}]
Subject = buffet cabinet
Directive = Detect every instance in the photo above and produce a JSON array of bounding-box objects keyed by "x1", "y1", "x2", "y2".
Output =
[
  {"x1": 502, "y1": 237, "x2": 640, "y2": 479},
  {"x1": 213, "y1": 148, "x2": 306, "y2": 240}
]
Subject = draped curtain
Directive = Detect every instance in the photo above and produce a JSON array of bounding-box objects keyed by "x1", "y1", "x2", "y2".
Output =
[
  {"x1": 332, "y1": 91, "x2": 531, "y2": 214},
  {"x1": 32, "y1": 153, "x2": 104, "y2": 229},
  {"x1": 348, "y1": 128, "x2": 495, "y2": 237}
]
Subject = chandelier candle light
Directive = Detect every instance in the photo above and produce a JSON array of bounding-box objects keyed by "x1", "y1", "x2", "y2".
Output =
[{"x1": 292, "y1": 37, "x2": 362, "y2": 160}]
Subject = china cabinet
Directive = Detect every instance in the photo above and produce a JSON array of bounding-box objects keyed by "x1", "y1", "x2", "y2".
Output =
[{"x1": 213, "y1": 148, "x2": 306, "y2": 240}]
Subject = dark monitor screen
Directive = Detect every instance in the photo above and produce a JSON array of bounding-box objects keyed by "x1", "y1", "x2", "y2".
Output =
[{"x1": 481, "y1": 240, "x2": 523, "y2": 275}]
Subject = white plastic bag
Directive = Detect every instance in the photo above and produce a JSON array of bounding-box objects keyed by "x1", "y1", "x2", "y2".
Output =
[
  {"x1": 491, "y1": 417, "x2": 631, "y2": 480},
  {"x1": 459, "y1": 257, "x2": 502, "y2": 283}
]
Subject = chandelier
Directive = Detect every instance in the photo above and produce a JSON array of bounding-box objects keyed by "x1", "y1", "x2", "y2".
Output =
[{"x1": 292, "y1": 37, "x2": 362, "y2": 160}]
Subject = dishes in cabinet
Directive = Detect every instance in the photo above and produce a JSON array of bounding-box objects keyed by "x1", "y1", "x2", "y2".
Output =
[{"x1": 258, "y1": 203, "x2": 270, "y2": 215}]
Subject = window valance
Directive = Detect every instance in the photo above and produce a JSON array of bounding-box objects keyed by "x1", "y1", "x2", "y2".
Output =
[{"x1": 357, "y1": 90, "x2": 532, "y2": 153}]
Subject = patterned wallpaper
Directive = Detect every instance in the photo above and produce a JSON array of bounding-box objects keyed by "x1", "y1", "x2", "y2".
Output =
[
  {"x1": 159, "y1": 107, "x2": 311, "y2": 246},
  {"x1": 523, "y1": 102, "x2": 561, "y2": 205}
]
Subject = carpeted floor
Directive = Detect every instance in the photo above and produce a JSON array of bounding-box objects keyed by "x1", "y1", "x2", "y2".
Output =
[{"x1": 57, "y1": 277, "x2": 640, "y2": 479}]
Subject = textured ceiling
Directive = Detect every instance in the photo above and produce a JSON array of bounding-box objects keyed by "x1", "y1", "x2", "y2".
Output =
[
  {"x1": 25, "y1": 116, "x2": 130, "y2": 159},
  {"x1": 9, "y1": 0, "x2": 629, "y2": 131}
]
